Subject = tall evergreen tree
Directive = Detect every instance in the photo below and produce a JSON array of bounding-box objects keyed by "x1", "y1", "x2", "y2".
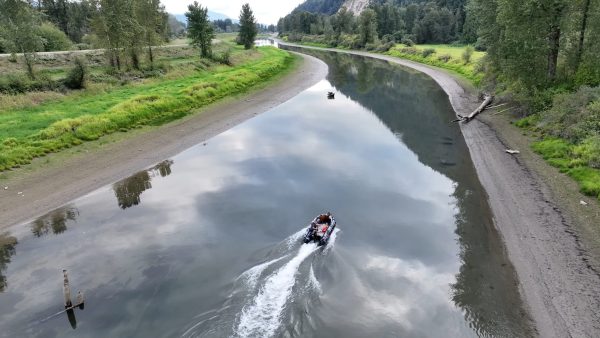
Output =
[
  {"x1": 185, "y1": 1, "x2": 214, "y2": 58},
  {"x1": 238, "y1": 3, "x2": 257, "y2": 49}
]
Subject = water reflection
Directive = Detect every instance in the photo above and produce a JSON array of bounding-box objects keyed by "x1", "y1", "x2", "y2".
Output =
[
  {"x1": 0, "y1": 51, "x2": 533, "y2": 337},
  {"x1": 283, "y1": 47, "x2": 534, "y2": 336},
  {"x1": 113, "y1": 160, "x2": 174, "y2": 209},
  {"x1": 31, "y1": 206, "x2": 79, "y2": 237},
  {"x1": 0, "y1": 233, "x2": 17, "y2": 292}
]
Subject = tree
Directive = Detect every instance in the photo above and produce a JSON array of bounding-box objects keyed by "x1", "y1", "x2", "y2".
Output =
[
  {"x1": 134, "y1": 0, "x2": 168, "y2": 69},
  {"x1": 91, "y1": 0, "x2": 138, "y2": 70},
  {"x1": 238, "y1": 3, "x2": 257, "y2": 49},
  {"x1": 358, "y1": 8, "x2": 378, "y2": 47},
  {"x1": 185, "y1": 1, "x2": 214, "y2": 58},
  {"x1": 0, "y1": 0, "x2": 44, "y2": 78}
]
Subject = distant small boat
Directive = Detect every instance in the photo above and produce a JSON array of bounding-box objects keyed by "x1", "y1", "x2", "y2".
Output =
[
  {"x1": 303, "y1": 212, "x2": 336, "y2": 246},
  {"x1": 327, "y1": 92, "x2": 335, "y2": 99}
]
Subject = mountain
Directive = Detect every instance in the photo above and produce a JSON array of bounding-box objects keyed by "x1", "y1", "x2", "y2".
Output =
[
  {"x1": 341, "y1": 0, "x2": 370, "y2": 14},
  {"x1": 293, "y1": 0, "x2": 371, "y2": 15},
  {"x1": 293, "y1": 0, "x2": 346, "y2": 15},
  {"x1": 173, "y1": 10, "x2": 232, "y2": 25}
]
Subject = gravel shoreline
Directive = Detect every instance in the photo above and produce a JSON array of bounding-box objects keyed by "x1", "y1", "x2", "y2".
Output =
[
  {"x1": 0, "y1": 53, "x2": 328, "y2": 230},
  {"x1": 280, "y1": 42, "x2": 600, "y2": 337}
]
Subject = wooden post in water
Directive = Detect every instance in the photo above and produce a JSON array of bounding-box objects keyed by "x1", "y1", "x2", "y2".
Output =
[{"x1": 63, "y1": 270, "x2": 73, "y2": 308}]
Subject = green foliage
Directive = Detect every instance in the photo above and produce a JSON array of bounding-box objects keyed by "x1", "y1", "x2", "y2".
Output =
[
  {"x1": 0, "y1": 73, "x2": 57, "y2": 94},
  {"x1": 37, "y1": 22, "x2": 73, "y2": 52},
  {"x1": 0, "y1": 47, "x2": 295, "y2": 171},
  {"x1": 461, "y1": 45, "x2": 474, "y2": 64},
  {"x1": 437, "y1": 53, "x2": 451, "y2": 62},
  {"x1": 0, "y1": 0, "x2": 44, "y2": 78},
  {"x1": 421, "y1": 48, "x2": 436, "y2": 58},
  {"x1": 514, "y1": 114, "x2": 540, "y2": 128},
  {"x1": 539, "y1": 86, "x2": 600, "y2": 143},
  {"x1": 386, "y1": 45, "x2": 483, "y2": 85},
  {"x1": 358, "y1": 9, "x2": 378, "y2": 48},
  {"x1": 186, "y1": 1, "x2": 215, "y2": 58},
  {"x1": 238, "y1": 3, "x2": 258, "y2": 49},
  {"x1": 63, "y1": 57, "x2": 87, "y2": 89},
  {"x1": 211, "y1": 49, "x2": 232, "y2": 65},
  {"x1": 401, "y1": 37, "x2": 415, "y2": 46},
  {"x1": 520, "y1": 86, "x2": 600, "y2": 199}
]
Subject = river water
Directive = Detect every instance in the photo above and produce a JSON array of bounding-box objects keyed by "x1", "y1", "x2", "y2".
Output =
[{"x1": 0, "y1": 50, "x2": 533, "y2": 337}]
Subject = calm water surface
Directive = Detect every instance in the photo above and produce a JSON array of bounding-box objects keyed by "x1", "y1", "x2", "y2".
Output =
[{"x1": 0, "y1": 51, "x2": 533, "y2": 337}]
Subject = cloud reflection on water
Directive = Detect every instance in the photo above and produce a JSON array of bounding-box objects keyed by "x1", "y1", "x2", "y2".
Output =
[{"x1": 0, "y1": 51, "x2": 532, "y2": 337}]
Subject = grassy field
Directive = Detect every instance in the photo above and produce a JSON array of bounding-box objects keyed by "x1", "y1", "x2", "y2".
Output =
[
  {"x1": 282, "y1": 38, "x2": 484, "y2": 85},
  {"x1": 0, "y1": 44, "x2": 297, "y2": 171},
  {"x1": 386, "y1": 44, "x2": 484, "y2": 85}
]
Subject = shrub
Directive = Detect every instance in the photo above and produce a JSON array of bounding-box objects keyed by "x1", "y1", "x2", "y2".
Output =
[
  {"x1": 437, "y1": 54, "x2": 452, "y2": 63},
  {"x1": 474, "y1": 38, "x2": 487, "y2": 51},
  {"x1": 421, "y1": 48, "x2": 436, "y2": 58},
  {"x1": 541, "y1": 86, "x2": 600, "y2": 143},
  {"x1": 573, "y1": 136, "x2": 600, "y2": 169},
  {"x1": 212, "y1": 49, "x2": 232, "y2": 65},
  {"x1": 375, "y1": 42, "x2": 394, "y2": 53},
  {"x1": 365, "y1": 43, "x2": 378, "y2": 51},
  {"x1": 399, "y1": 47, "x2": 419, "y2": 55},
  {"x1": 37, "y1": 22, "x2": 72, "y2": 52},
  {"x1": 401, "y1": 37, "x2": 414, "y2": 47},
  {"x1": 75, "y1": 43, "x2": 91, "y2": 50},
  {"x1": 462, "y1": 46, "x2": 475, "y2": 64},
  {"x1": 63, "y1": 58, "x2": 87, "y2": 89},
  {"x1": 0, "y1": 73, "x2": 57, "y2": 93}
]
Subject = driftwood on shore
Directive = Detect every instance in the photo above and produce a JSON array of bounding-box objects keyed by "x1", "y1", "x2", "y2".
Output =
[{"x1": 453, "y1": 95, "x2": 494, "y2": 123}]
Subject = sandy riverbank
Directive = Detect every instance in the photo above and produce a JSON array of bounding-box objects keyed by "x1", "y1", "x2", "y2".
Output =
[
  {"x1": 280, "y1": 42, "x2": 600, "y2": 337},
  {"x1": 0, "y1": 53, "x2": 328, "y2": 230}
]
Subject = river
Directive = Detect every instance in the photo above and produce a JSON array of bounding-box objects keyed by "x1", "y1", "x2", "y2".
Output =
[{"x1": 0, "y1": 49, "x2": 533, "y2": 337}]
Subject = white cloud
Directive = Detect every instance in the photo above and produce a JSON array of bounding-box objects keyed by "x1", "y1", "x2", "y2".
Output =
[{"x1": 161, "y1": 0, "x2": 305, "y2": 24}]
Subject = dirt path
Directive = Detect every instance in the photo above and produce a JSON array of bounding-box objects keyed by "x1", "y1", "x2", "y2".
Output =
[
  {"x1": 0, "y1": 53, "x2": 328, "y2": 230},
  {"x1": 279, "y1": 42, "x2": 600, "y2": 337}
]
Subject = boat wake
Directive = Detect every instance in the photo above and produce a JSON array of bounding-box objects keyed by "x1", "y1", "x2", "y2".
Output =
[
  {"x1": 235, "y1": 243, "x2": 319, "y2": 337},
  {"x1": 181, "y1": 228, "x2": 340, "y2": 338}
]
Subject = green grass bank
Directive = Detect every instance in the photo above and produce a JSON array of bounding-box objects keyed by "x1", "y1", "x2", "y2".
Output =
[{"x1": 0, "y1": 46, "x2": 297, "y2": 171}]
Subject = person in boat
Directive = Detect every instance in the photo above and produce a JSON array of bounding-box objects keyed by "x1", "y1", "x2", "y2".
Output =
[{"x1": 314, "y1": 213, "x2": 331, "y2": 238}]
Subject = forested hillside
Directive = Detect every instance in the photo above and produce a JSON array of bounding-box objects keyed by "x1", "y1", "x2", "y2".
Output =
[{"x1": 280, "y1": 0, "x2": 470, "y2": 45}]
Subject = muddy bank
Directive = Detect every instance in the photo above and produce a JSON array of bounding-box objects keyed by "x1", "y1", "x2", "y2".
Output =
[
  {"x1": 0, "y1": 53, "x2": 328, "y2": 230},
  {"x1": 280, "y1": 42, "x2": 600, "y2": 337}
]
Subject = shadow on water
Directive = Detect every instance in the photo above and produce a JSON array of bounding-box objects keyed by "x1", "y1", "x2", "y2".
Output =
[
  {"x1": 283, "y1": 47, "x2": 535, "y2": 337},
  {"x1": 0, "y1": 233, "x2": 17, "y2": 292},
  {"x1": 113, "y1": 160, "x2": 174, "y2": 209}
]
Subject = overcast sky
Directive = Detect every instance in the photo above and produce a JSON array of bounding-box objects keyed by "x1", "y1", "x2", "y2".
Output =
[{"x1": 161, "y1": 0, "x2": 306, "y2": 25}]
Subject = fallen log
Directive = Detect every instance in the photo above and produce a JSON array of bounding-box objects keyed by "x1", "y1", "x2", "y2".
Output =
[{"x1": 455, "y1": 95, "x2": 494, "y2": 123}]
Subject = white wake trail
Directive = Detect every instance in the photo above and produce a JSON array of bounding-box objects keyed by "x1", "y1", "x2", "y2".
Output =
[
  {"x1": 235, "y1": 243, "x2": 318, "y2": 338},
  {"x1": 308, "y1": 264, "x2": 321, "y2": 294},
  {"x1": 238, "y1": 256, "x2": 288, "y2": 289}
]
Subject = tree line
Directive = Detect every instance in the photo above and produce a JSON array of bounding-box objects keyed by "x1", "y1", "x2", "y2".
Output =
[
  {"x1": 280, "y1": 0, "x2": 600, "y2": 98},
  {"x1": 0, "y1": 0, "x2": 273, "y2": 81},
  {"x1": 279, "y1": 0, "x2": 470, "y2": 46}
]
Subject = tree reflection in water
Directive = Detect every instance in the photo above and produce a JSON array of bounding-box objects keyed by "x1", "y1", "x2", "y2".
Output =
[
  {"x1": 0, "y1": 233, "x2": 18, "y2": 292},
  {"x1": 31, "y1": 206, "x2": 79, "y2": 237},
  {"x1": 113, "y1": 160, "x2": 174, "y2": 209}
]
